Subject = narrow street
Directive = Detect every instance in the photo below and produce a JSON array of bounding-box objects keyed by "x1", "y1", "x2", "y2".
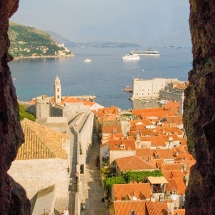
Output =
[{"x1": 80, "y1": 142, "x2": 109, "y2": 215}]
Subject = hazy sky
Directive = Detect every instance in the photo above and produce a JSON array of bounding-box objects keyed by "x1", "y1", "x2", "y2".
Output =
[{"x1": 10, "y1": 0, "x2": 191, "y2": 47}]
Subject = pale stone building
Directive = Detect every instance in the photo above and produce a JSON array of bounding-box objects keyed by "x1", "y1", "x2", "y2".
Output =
[
  {"x1": 8, "y1": 118, "x2": 71, "y2": 212},
  {"x1": 131, "y1": 78, "x2": 180, "y2": 100},
  {"x1": 35, "y1": 76, "x2": 103, "y2": 119}
]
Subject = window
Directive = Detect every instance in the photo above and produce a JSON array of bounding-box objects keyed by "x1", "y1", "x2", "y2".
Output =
[{"x1": 120, "y1": 144, "x2": 125, "y2": 149}]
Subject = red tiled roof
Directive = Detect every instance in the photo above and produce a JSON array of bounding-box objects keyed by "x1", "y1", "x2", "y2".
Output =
[
  {"x1": 175, "y1": 152, "x2": 195, "y2": 161},
  {"x1": 95, "y1": 106, "x2": 119, "y2": 116},
  {"x1": 136, "y1": 149, "x2": 152, "y2": 160},
  {"x1": 133, "y1": 109, "x2": 177, "y2": 119},
  {"x1": 113, "y1": 201, "x2": 146, "y2": 215},
  {"x1": 162, "y1": 163, "x2": 184, "y2": 171},
  {"x1": 174, "y1": 209, "x2": 185, "y2": 215},
  {"x1": 145, "y1": 201, "x2": 168, "y2": 215},
  {"x1": 165, "y1": 178, "x2": 186, "y2": 195},
  {"x1": 115, "y1": 156, "x2": 155, "y2": 171},
  {"x1": 164, "y1": 102, "x2": 180, "y2": 112},
  {"x1": 162, "y1": 170, "x2": 186, "y2": 195},
  {"x1": 151, "y1": 149, "x2": 174, "y2": 159},
  {"x1": 109, "y1": 139, "x2": 136, "y2": 151},
  {"x1": 102, "y1": 125, "x2": 122, "y2": 134},
  {"x1": 61, "y1": 96, "x2": 96, "y2": 106},
  {"x1": 165, "y1": 116, "x2": 183, "y2": 124},
  {"x1": 150, "y1": 136, "x2": 167, "y2": 147},
  {"x1": 113, "y1": 183, "x2": 152, "y2": 200}
]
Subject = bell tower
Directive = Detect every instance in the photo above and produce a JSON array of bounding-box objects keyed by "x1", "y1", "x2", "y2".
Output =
[{"x1": 54, "y1": 76, "x2": 61, "y2": 104}]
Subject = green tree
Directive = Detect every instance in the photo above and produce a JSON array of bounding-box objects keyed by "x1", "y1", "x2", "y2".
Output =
[
  {"x1": 19, "y1": 104, "x2": 35, "y2": 121},
  {"x1": 103, "y1": 176, "x2": 126, "y2": 191},
  {"x1": 122, "y1": 170, "x2": 163, "y2": 183}
]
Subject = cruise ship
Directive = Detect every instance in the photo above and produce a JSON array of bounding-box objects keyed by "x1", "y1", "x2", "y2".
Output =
[{"x1": 130, "y1": 48, "x2": 160, "y2": 56}]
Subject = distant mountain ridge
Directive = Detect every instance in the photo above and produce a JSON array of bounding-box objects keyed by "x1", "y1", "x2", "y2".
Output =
[
  {"x1": 46, "y1": 31, "x2": 141, "y2": 48},
  {"x1": 46, "y1": 31, "x2": 77, "y2": 47},
  {"x1": 8, "y1": 21, "x2": 141, "y2": 56},
  {"x1": 8, "y1": 21, "x2": 72, "y2": 58}
]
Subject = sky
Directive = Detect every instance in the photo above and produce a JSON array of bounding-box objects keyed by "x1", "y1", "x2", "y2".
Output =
[{"x1": 10, "y1": 0, "x2": 191, "y2": 47}]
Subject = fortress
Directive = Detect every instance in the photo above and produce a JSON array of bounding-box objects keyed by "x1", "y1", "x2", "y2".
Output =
[{"x1": 131, "y1": 77, "x2": 187, "y2": 101}]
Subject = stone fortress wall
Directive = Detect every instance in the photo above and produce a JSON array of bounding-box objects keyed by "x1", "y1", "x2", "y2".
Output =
[{"x1": 132, "y1": 78, "x2": 180, "y2": 100}]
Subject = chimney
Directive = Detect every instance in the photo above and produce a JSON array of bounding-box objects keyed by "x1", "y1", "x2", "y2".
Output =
[
  {"x1": 130, "y1": 210, "x2": 136, "y2": 215},
  {"x1": 150, "y1": 194, "x2": 155, "y2": 202},
  {"x1": 166, "y1": 209, "x2": 173, "y2": 215}
]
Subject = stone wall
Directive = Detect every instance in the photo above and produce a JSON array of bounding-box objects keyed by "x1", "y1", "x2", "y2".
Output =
[
  {"x1": 0, "y1": 1, "x2": 31, "y2": 213},
  {"x1": 159, "y1": 90, "x2": 182, "y2": 101},
  {"x1": 8, "y1": 158, "x2": 69, "y2": 199},
  {"x1": 132, "y1": 78, "x2": 179, "y2": 100},
  {"x1": 183, "y1": 1, "x2": 215, "y2": 214},
  {"x1": 36, "y1": 96, "x2": 51, "y2": 118}
]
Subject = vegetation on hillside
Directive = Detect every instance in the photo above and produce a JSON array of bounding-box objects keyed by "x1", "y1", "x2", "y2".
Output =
[
  {"x1": 8, "y1": 21, "x2": 72, "y2": 58},
  {"x1": 19, "y1": 104, "x2": 35, "y2": 121}
]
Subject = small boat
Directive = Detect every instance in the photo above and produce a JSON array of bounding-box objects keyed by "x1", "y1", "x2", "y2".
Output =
[
  {"x1": 122, "y1": 53, "x2": 140, "y2": 61},
  {"x1": 83, "y1": 58, "x2": 92, "y2": 62},
  {"x1": 123, "y1": 86, "x2": 133, "y2": 92},
  {"x1": 130, "y1": 48, "x2": 160, "y2": 56}
]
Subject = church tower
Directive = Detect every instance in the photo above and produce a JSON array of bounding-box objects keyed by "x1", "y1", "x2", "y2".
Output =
[{"x1": 54, "y1": 76, "x2": 62, "y2": 104}]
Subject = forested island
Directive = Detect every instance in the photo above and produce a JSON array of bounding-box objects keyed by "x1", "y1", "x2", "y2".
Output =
[{"x1": 8, "y1": 21, "x2": 73, "y2": 58}]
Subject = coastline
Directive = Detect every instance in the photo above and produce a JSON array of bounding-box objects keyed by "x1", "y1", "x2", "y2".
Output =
[{"x1": 13, "y1": 53, "x2": 75, "y2": 60}]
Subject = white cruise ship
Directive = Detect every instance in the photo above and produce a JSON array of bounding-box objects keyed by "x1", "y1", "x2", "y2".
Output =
[
  {"x1": 122, "y1": 53, "x2": 140, "y2": 61},
  {"x1": 130, "y1": 48, "x2": 160, "y2": 56}
]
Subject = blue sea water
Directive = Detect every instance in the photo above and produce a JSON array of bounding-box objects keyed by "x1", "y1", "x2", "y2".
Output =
[{"x1": 9, "y1": 47, "x2": 193, "y2": 110}]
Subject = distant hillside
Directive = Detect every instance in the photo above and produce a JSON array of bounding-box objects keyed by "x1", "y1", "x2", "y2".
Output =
[
  {"x1": 46, "y1": 31, "x2": 77, "y2": 47},
  {"x1": 47, "y1": 31, "x2": 141, "y2": 48},
  {"x1": 8, "y1": 21, "x2": 72, "y2": 58}
]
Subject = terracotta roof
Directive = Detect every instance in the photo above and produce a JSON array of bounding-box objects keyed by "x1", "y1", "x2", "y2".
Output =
[
  {"x1": 102, "y1": 125, "x2": 122, "y2": 134},
  {"x1": 133, "y1": 109, "x2": 177, "y2": 119},
  {"x1": 164, "y1": 102, "x2": 180, "y2": 112},
  {"x1": 141, "y1": 130, "x2": 158, "y2": 136},
  {"x1": 164, "y1": 116, "x2": 183, "y2": 124},
  {"x1": 151, "y1": 149, "x2": 174, "y2": 159},
  {"x1": 61, "y1": 96, "x2": 95, "y2": 106},
  {"x1": 130, "y1": 119, "x2": 154, "y2": 127},
  {"x1": 162, "y1": 163, "x2": 184, "y2": 171},
  {"x1": 162, "y1": 170, "x2": 186, "y2": 195},
  {"x1": 109, "y1": 139, "x2": 136, "y2": 151},
  {"x1": 113, "y1": 183, "x2": 152, "y2": 200},
  {"x1": 96, "y1": 106, "x2": 119, "y2": 117},
  {"x1": 174, "y1": 209, "x2": 185, "y2": 215},
  {"x1": 150, "y1": 136, "x2": 167, "y2": 147},
  {"x1": 17, "y1": 118, "x2": 69, "y2": 160},
  {"x1": 165, "y1": 178, "x2": 186, "y2": 195},
  {"x1": 136, "y1": 149, "x2": 152, "y2": 160},
  {"x1": 145, "y1": 201, "x2": 168, "y2": 215},
  {"x1": 133, "y1": 108, "x2": 164, "y2": 115},
  {"x1": 175, "y1": 152, "x2": 195, "y2": 161},
  {"x1": 115, "y1": 156, "x2": 155, "y2": 171},
  {"x1": 113, "y1": 201, "x2": 146, "y2": 215}
]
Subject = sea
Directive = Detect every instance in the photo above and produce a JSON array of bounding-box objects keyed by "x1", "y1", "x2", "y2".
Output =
[{"x1": 9, "y1": 47, "x2": 193, "y2": 110}]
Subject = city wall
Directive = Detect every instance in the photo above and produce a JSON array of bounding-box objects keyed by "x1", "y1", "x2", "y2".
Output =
[{"x1": 159, "y1": 90, "x2": 182, "y2": 101}]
